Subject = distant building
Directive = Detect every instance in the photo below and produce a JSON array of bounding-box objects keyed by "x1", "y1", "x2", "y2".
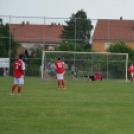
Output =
[
  {"x1": 92, "y1": 17, "x2": 134, "y2": 52},
  {"x1": 9, "y1": 22, "x2": 64, "y2": 53}
]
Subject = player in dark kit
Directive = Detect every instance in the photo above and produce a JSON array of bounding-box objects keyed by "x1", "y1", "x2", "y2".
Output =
[{"x1": 82, "y1": 72, "x2": 102, "y2": 81}]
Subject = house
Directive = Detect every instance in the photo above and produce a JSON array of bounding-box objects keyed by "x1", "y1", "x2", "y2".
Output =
[
  {"x1": 9, "y1": 22, "x2": 64, "y2": 51},
  {"x1": 92, "y1": 17, "x2": 134, "y2": 52}
]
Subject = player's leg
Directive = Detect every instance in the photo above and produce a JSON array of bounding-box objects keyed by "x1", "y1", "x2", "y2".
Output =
[
  {"x1": 62, "y1": 80, "x2": 65, "y2": 89},
  {"x1": 82, "y1": 75, "x2": 88, "y2": 77},
  {"x1": 71, "y1": 71, "x2": 73, "y2": 77},
  {"x1": 6, "y1": 70, "x2": 9, "y2": 77},
  {"x1": 59, "y1": 73, "x2": 65, "y2": 89},
  {"x1": 74, "y1": 71, "x2": 77, "y2": 78},
  {"x1": 89, "y1": 76, "x2": 95, "y2": 81},
  {"x1": 10, "y1": 78, "x2": 18, "y2": 95},
  {"x1": 131, "y1": 73, "x2": 134, "y2": 82},
  {"x1": 100, "y1": 76, "x2": 103, "y2": 81},
  {"x1": 130, "y1": 73, "x2": 133, "y2": 82},
  {"x1": 17, "y1": 77, "x2": 24, "y2": 95},
  {"x1": 56, "y1": 73, "x2": 61, "y2": 89},
  {"x1": 82, "y1": 75, "x2": 89, "y2": 81}
]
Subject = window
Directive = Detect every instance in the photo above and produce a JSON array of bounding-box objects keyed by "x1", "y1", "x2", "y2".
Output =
[{"x1": 104, "y1": 43, "x2": 112, "y2": 50}]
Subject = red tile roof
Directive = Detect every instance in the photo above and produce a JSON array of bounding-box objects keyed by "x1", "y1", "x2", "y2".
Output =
[
  {"x1": 9, "y1": 23, "x2": 64, "y2": 44},
  {"x1": 93, "y1": 19, "x2": 134, "y2": 41}
]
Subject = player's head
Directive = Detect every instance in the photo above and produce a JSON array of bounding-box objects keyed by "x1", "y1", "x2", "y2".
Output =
[
  {"x1": 19, "y1": 54, "x2": 24, "y2": 59},
  {"x1": 58, "y1": 57, "x2": 61, "y2": 61}
]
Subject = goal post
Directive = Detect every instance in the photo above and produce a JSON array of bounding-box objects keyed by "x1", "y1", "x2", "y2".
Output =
[{"x1": 41, "y1": 51, "x2": 128, "y2": 81}]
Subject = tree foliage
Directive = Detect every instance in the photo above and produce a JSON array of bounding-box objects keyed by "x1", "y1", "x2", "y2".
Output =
[
  {"x1": 55, "y1": 41, "x2": 86, "y2": 51},
  {"x1": 59, "y1": 9, "x2": 93, "y2": 51},
  {"x1": 0, "y1": 18, "x2": 20, "y2": 58},
  {"x1": 23, "y1": 45, "x2": 43, "y2": 76},
  {"x1": 29, "y1": 45, "x2": 43, "y2": 58},
  {"x1": 107, "y1": 41, "x2": 134, "y2": 61},
  {"x1": 27, "y1": 45, "x2": 43, "y2": 67}
]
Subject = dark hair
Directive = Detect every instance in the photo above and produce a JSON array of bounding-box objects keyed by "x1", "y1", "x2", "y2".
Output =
[
  {"x1": 24, "y1": 49, "x2": 29, "y2": 57},
  {"x1": 19, "y1": 54, "x2": 24, "y2": 59},
  {"x1": 58, "y1": 57, "x2": 61, "y2": 60}
]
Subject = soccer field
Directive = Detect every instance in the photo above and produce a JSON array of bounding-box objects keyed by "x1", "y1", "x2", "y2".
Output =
[{"x1": 0, "y1": 77, "x2": 134, "y2": 134}]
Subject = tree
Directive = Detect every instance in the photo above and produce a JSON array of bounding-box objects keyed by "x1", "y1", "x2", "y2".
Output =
[
  {"x1": 0, "y1": 18, "x2": 20, "y2": 57},
  {"x1": 28, "y1": 45, "x2": 43, "y2": 68},
  {"x1": 29, "y1": 45, "x2": 43, "y2": 59},
  {"x1": 60, "y1": 9, "x2": 93, "y2": 51},
  {"x1": 55, "y1": 41, "x2": 85, "y2": 51},
  {"x1": 24, "y1": 45, "x2": 43, "y2": 76},
  {"x1": 107, "y1": 41, "x2": 134, "y2": 61}
]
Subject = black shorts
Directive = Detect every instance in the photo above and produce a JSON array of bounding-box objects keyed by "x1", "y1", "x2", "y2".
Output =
[
  {"x1": 89, "y1": 76, "x2": 95, "y2": 81},
  {"x1": 82, "y1": 75, "x2": 95, "y2": 81}
]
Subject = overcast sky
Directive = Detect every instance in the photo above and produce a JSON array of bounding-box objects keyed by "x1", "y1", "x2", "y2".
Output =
[{"x1": 0, "y1": 0, "x2": 134, "y2": 20}]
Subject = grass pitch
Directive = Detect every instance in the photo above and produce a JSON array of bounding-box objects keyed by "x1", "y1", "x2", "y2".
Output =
[{"x1": 0, "y1": 77, "x2": 134, "y2": 134}]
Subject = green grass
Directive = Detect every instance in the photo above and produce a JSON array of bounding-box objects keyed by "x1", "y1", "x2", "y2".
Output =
[{"x1": 0, "y1": 77, "x2": 134, "y2": 134}]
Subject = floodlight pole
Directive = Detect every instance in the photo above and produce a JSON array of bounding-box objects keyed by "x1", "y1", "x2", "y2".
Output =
[
  {"x1": 41, "y1": 16, "x2": 46, "y2": 79},
  {"x1": 106, "y1": 54, "x2": 109, "y2": 80},
  {"x1": 74, "y1": 18, "x2": 76, "y2": 65},
  {"x1": 9, "y1": 16, "x2": 11, "y2": 58},
  {"x1": 9, "y1": 15, "x2": 11, "y2": 76},
  {"x1": 126, "y1": 53, "x2": 128, "y2": 82}
]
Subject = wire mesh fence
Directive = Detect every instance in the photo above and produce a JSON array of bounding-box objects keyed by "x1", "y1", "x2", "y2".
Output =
[
  {"x1": 42, "y1": 51, "x2": 128, "y2": 81},
  {"x1": 0, "y1": 15, "x2": 132, "y2": 80}
]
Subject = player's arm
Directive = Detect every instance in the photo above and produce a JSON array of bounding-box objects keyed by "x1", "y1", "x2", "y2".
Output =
[
  {"x1": 23, "y1": 70, "x2": 25, "y2": 79},
  {"x1": 64, "y1": 63, "x2": 68, "y2": 70},
  {"x1": 22, "y1": 62, "x2": 26, "y2": 78}
]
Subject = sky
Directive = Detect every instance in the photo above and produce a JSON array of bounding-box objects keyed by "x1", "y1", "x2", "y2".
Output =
[{"x1": 0, "y1": 0, "x2": 134, "y2": 20}]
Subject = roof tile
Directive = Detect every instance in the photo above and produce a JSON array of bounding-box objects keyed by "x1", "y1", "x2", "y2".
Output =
[
  {"x1": 9, "y1": 23, "x2": 64, "y2": 43},
  {"x1": 93, "y1": 19, "x2": 134, "y2": 41}
]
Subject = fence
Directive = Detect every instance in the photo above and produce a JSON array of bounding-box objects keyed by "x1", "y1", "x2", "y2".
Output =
[
  {"x1": 0, "y1": 15, "x2": 132, "y2": 78},
  {"x1": 1, "y1": 15, "x2": 132, "y2": 52},
  {"x1": 0, "y1": 15, "x2": 132, "y2": 51},
  {"x1": 42, "y1": 51, "x2": 128, "y2": 81},
  {"x1": 0, "y1": 58, "x2": 42, "y2": 77}
]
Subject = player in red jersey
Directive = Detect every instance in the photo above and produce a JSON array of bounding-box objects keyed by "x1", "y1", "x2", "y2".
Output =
[
  {"x1": 128, "y1": 63, "x2": 134, "y2": 82},
  {"x1": 82, "y1": 72, "x2": 102, "y2": 81},
  {"x1": 10, "y1": 54, "x2": 26, "y2": 95},
  {"x1": 91, "y1": 73, "x2": 102, "y2": 81},
  {"x1": 53, "y1": 57, "x2": 68, "y2": 89}
]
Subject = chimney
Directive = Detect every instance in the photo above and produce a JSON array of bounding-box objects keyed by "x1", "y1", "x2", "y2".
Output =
[
  {"x1": 51, "y1": 22, "x2": 56, "y2": 25},
  {"x1": 26, "y1": 21, "x2": 30, "y2": 25},
  {"x1": 21, "y1": 21, "x2": 25, "y2": 25}
]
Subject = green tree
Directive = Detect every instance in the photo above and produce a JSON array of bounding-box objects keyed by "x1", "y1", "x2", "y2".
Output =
[
  {"x1": 29, "y1": 45, "x2": 43, "y2": 58},
  {"x1": 55, "y1": 41, "x2": 85, "y2": 51},
  {"x1": 27, "y1": 45, "x2": 43, "y2": 67},
  {"x1": 0, "y1": 18, "x2": 20, "y2": 57},
  {"x1": 60, "y1": 9, "x2": 93, "y2": 51},
  {"x1": 24, "y1": 45, "x2": 43, "y2": 76},
  {"x1": 107, "y1": 41, "x2": 134, "y2": 61}
]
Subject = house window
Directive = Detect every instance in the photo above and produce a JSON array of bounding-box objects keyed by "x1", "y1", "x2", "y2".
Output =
[
  {"x1": 104, "y1": 43, "x2": 112, "y2": 50},
  {"x1": 48, "y1": 46, "x2": 55, "y2": 50}
]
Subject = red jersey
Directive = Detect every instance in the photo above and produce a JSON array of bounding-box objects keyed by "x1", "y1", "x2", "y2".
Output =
[
  {"x1": 94, "y1": 73, "x2": 102, "y2": 80},
  {"x1": 55, "y1": 61, "x2": 64, "y2": 73},
  {"x1": 13, "y1": 59, "x2": 25, "y2": 78},
  {"x1": 128, "y1": 65, "x2": 134, "y2": 73}
]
